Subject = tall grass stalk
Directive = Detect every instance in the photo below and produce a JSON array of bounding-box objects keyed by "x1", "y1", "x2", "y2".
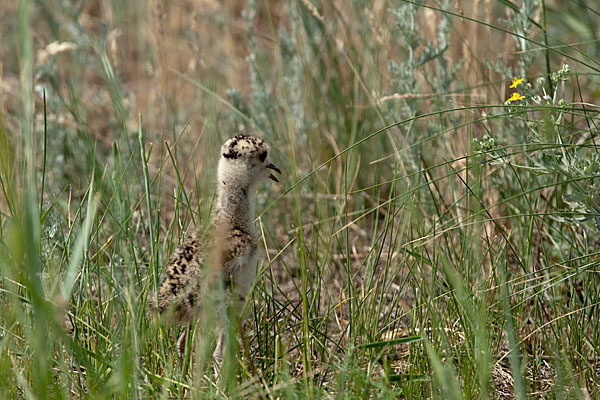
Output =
[{"x1": 1, "y1": 0, "x2": 599, "y2": 398}]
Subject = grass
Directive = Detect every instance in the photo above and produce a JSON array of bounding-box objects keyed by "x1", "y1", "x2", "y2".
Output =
[{"x1": 1, "y1": 0, "x2": 600, "y2": 398}]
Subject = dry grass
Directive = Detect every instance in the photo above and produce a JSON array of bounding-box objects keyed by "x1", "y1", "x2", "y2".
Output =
[{"x1": 1, "y1": 0, "x2": 600, "y2": 398}]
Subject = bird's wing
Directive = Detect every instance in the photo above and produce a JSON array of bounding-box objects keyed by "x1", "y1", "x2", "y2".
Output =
[
  {"x1": 156, "y1": 225, "x2": 256, "y2": 321},
  {"x1": 157, "y1": 230, "x2": 204, "y2": 321}
]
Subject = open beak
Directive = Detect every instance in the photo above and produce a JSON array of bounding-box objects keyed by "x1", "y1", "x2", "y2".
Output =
[{"x1": 266, "y1": 163, "x2": 281, "y2": 182}]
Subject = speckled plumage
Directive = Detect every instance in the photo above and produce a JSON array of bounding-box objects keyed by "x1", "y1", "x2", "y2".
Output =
[
  {"x1": 156, "y1": 135, "x2": 280, "y2": 363},
  {"x1": 157, "y1": 229, "x2": 204, "y2": 321}
]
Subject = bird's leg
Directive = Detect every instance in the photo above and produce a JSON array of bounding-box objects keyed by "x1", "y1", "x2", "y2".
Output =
[
  {"x1": 177, "y1": 327, "x2": 190, "y2": 398},
  {"x1": 212, "y1": 325, "x2": 224, "y2": 376},
  {"x1": 212, "y1": 325, "x2": 224, "y2": 373},
  {"x1": 239, "y1": 321, "x2": 258, "y2": 376},
  {"x1": 213, "y1": 287, "x2": 231, "y2": 374},
  {"x1": 177, "y1": 327, "x2": 188, "y2": 361}
]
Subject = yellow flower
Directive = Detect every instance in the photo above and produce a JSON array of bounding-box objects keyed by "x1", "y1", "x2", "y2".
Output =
[
  {"x1": 506, "y1": 92, "x2": 525, "y2": 103},
  {"x1": 509, "y1": 77, "x2": 524, "y2": 88}
]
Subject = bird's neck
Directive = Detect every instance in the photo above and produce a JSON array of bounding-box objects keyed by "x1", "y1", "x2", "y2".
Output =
[{"x1": 215, "y1": 180, "x2": 256, "y2": 230}]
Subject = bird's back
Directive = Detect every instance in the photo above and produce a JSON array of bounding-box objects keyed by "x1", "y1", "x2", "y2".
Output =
[
  {"x1": 156, "y1": 221, "x2": 258, "y2": 320},
  {"x1": 157, "y1": 230, "x2": 204, "y2": 322}
]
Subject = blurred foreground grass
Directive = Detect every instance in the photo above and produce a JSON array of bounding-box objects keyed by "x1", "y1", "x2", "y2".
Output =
[{"x1": 1, "y1": 0, "x2": 600, "y2": 398}]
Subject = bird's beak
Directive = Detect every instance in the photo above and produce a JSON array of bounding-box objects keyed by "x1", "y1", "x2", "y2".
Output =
[{"x1": 266, "y1": 163, "x2": 281, "y2": 182}]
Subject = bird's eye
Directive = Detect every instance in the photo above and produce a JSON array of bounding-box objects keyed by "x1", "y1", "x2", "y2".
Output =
[{"x1": 259, "y1": 152, "x2": 267, "y2": 162}]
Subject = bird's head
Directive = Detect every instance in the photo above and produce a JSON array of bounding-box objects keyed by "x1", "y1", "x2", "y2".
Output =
[{"x1": 218, "y1": 135, "x2": 281, "y2": 187}]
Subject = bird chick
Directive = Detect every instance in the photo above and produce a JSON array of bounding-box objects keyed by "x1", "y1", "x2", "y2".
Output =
[{"x1": 157, "y1": 135, "x2": 280, "y2": 364}]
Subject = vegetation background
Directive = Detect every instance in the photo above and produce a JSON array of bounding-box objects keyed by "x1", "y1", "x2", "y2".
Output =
[{"x1": 1, "y1": 0, "x2": 599, "y2": 398}]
